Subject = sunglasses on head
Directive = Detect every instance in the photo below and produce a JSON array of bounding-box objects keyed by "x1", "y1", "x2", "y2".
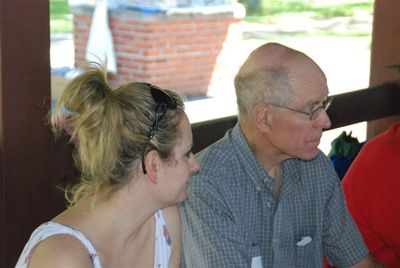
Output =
[
  {"x1": 141, "y1": 83, "x2": 177, "y2": 174},
  {"x1": 147, "y1": 84, "x2": 177, "y2": 140}
]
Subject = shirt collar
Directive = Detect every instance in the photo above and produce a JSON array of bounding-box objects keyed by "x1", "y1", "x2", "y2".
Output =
[
  {"x1": 231, "y1": 123, "x2": 272, "y2": 190},
  {"x1": 231, "y1": 123, "x2": 301, "y2": 193}
]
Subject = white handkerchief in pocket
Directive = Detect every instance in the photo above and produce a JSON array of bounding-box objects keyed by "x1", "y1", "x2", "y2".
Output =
[
  {"x1": 251, "y1": 256, "x2": 262, "y2": 268},
  {"x1": 296, "y1": 236, "x2": 312, "y2": 247}
]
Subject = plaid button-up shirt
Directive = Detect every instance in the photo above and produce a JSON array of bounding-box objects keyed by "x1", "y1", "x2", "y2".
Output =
[{"x1": 180, "y1": 123, "x2": 368, "y2": 268}]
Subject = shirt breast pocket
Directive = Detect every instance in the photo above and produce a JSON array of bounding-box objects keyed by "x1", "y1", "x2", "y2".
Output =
[
  {"x1": 249, "y1": 243, "x2": 263, "y2": 268},
  {"x1": 296, "y1": 236, "x2": 316, "y2": 267}
]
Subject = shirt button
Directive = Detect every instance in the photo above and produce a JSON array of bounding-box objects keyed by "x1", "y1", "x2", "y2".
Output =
[
  {"x1": 273, "y1": 239, "x2": 277, "y2": 243},
  {"x1": 267, "y1": 202, "x2": 271, "y2": 208}
]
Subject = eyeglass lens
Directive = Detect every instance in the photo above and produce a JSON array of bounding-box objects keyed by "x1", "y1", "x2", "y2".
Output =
[{"x1": 310, "y1": 97, "x2": 332, "y2": 120}]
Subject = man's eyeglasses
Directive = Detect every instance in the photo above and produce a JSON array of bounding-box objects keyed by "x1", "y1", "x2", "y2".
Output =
[
  {"x1": 268, "y1": 96, "x2": 333, "y2": 121},
  {"x1": 142, "y1": 83, "x2": 177, "y2": 174}
]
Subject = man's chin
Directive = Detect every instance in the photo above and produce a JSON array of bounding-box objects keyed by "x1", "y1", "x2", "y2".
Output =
[{"x1": 299, "y1": 149, "x2": 320, "y2": 161}]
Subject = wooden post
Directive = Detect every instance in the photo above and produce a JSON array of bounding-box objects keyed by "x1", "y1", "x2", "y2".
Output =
[
  {"x1": 368, "y1": 0, "x2": 400, "y2": 138},
  {"x1": 0, "y1": 1, "x2": 75, "y2": 266}
]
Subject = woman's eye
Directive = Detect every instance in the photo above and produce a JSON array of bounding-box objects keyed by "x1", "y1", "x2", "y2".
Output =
[{"x1": 185, "y1": 151, "x2": 193, "y2": 158}]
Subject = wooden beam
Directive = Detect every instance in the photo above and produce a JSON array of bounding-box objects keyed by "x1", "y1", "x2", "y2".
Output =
[
  {"x1": 191, "y1": 83, "x2": 400, "y2": 153},
  {"x1": 328, "y1": 83, "x2": 400, "y2": 129}
]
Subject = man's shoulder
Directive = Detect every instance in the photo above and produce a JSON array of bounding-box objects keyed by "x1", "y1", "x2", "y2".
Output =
[
  {"x1": 190, "y1": 131, "x2": 246, "y2": 188},
  {"x1": 196, "y1": 132, "x2": 238, "y2": 168},
  {"x1": 298, "y1": 150, "x2": 334, "y2": 169},
  {"x1": 314, "y1": 150, "x2": 335, "y2": 166},
  {"x1": 361, "y1": 122, "x2": 400, "y2": 155},
  {"x1": 297, "y1": 151, "x2": 339, "y2": 184}
]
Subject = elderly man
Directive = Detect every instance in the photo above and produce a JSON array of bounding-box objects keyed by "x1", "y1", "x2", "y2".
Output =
[{"x1": 180, "y1": 43, "x2": 382, "y2": 267}]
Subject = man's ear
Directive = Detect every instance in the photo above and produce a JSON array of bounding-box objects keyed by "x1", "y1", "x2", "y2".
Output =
[
  {"x1": 252, "y1": 103, "x2": 270, "y2": 133},
  {"x1": 143, "y1": 150, "x2": 159, "y2": 184}
]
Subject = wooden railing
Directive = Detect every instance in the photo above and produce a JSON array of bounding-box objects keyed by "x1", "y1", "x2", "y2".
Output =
[{"x1": 191, "y1": 82, "x2": 400, "y2": 153}]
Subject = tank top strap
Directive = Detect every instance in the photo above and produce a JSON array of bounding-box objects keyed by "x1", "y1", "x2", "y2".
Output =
[
  {"x1": 154, "y1": 210, "x2": 172, "y2": 268},
  {"x1": 16, "y1": 221, "x2": 102, "y2": 268}
]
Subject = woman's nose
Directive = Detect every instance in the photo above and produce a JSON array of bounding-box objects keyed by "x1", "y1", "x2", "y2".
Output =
[{"x1": 190, "y1": 156, "x2": 200, "y2": 172}]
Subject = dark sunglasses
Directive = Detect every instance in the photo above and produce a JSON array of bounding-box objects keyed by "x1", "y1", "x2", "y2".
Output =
[
  {"x1": 142, "y1": 83, "x2": 177, "y2": 174},
  {"x1": 147, "y1": 84, "x2": 177, "y2": 140}
]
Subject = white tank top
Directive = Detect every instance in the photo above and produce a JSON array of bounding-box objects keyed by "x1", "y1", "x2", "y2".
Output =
[{"x1": 16, "y1": 210, "x2": 172, "y2": 267}]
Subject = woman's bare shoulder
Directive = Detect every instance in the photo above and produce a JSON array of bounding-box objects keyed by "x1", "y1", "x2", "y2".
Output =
[{"x1": 28, "y1": 234, "x2": 94, "y2": 268}]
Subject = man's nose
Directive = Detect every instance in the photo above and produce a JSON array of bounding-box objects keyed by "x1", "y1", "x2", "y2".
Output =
[{"x1": 317, "y1": 109, "x2": 331, "y2": 130}]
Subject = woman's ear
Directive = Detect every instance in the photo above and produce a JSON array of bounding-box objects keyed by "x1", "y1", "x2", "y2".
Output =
[
  {"x1": 143, "y1": 150, "x2": 160, "y2": 185},
  {"x1": 252, "y1": 103, "x2": 270, "y2": 133}
]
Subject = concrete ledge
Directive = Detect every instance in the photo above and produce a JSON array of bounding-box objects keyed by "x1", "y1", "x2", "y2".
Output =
[{"x1": 72, "y1": 3, "x2": 244, "y2": 21}]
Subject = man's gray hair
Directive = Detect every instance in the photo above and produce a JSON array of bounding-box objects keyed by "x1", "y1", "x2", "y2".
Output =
[{"x1": 234, "y1": 67, "x2": 294, "y2": 121}]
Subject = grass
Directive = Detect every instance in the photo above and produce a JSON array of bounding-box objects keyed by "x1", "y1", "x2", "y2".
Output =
[
  {"x1": 313, "y1": 2, "x2": 373, "y2": 19},
  {"x1": 242, "y1": 0, "x2": 373, "y2": 17},
  {"x1": 50, "y1": 0, "x2": 73, "y2": 33},
  {"x1": 243, "y1": 0, "x2": 373, "y2": 37}
]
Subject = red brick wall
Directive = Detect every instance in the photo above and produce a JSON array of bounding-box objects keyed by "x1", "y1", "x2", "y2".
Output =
[{"x1": 72, "y1": 6, "x2": 241, "y2": 96}]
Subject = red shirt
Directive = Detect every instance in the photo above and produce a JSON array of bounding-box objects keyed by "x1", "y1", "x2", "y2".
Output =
[{"x1": 342, "y1": 122, "x2": 400, "y2": 267}]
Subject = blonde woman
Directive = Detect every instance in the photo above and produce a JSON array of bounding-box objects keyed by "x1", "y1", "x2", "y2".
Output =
[{"x1": 16, "y1": 64, "x2": 199, "y2": 267}]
